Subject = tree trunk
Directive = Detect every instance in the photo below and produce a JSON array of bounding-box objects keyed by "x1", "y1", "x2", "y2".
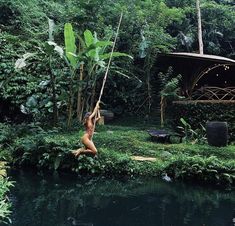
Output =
[
  {"x1": 196, "y1": 0, "x2": 204, "y2": 54},
  {"x1": 50, "y1": 73, "x2": 58, "y2": 126},
  {"x1": 144, "y1": 53, "x2": 153, "y2": 115},
  {"x1": 160, "y1": 96, "x2": 166, "y2": 128},
  {"x1": 67, "y1": 84, "x2": 73, "y2": 128},
  {"x1": 146, "y1": 71, "x2": 152, "y2": 114},
  {"x1": 79, "y1": 98, "x2": 85, "y2": 122},
  {"x1": 67, "y1": 70, "x2": 75, "y2": 128},
  {"x1": 49, "y1": 57, "x2": 58, "y2": 126},
  {"x1": 77, "y1": 63, "x2": 84, "y2": 122}
]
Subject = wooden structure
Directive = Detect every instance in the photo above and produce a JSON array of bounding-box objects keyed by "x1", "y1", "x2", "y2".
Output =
[
  {"x1": 191, "y1": 86, "x2": 235, "y2": 101},
  {"x1": 158, "y1": 52, "x2": 235, "y2": 102}
]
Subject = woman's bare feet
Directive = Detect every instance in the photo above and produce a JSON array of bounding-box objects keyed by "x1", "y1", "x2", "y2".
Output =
[{"x1": 72, "y1": 148, "x2": 84, "y2": 157}]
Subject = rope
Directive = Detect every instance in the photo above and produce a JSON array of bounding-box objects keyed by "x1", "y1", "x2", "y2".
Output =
[
  {"x1": 92, "y1": 12, "x2": 123, "y2": 138},
  {"x1": 98, "y1": 12, "x2": 123, "y2": 103}
]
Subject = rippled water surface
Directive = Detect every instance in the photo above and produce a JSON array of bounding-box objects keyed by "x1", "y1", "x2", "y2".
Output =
[{"x1": 3, "y1": 170, "x2": 235, "y2": 226}]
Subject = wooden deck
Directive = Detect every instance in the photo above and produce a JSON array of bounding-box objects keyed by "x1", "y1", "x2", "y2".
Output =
[{"x1": 173, "y1": 100, "x2": 235, "y2": 104}]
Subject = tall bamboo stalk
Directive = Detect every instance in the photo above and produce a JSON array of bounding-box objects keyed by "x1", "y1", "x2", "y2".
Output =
[{"x1": 196, "y1": 0, "x2": 204, "y2": 54}]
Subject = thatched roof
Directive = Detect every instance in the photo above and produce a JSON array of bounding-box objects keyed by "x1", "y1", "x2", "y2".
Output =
[{"x1": 165, "y1": 52, "x2": 235, "y2": 65}]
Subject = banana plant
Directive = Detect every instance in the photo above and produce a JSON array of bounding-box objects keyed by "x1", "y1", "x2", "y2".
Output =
[
  {"x1": 64, "y1": 23, "x2": 79, "y2": 127},
  {"x1": 64, "y1": 23, "x2": 132, "y2": 123}
]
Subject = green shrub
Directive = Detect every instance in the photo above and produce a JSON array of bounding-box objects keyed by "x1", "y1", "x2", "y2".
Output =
[
  {"x1": 170, "y1": 102, "x2": 235, "y2": 141},
  {"x1": 165, "y1": 155, "x2": 235, "y2": 186},
  {"x1": 0, "y1": 160, "x2": 14, "y2": 225}
]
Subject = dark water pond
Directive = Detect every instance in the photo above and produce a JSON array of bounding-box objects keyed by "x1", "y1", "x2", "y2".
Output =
[{"x1": 3, "y1": 170, "x2": 235, "y2": 226}]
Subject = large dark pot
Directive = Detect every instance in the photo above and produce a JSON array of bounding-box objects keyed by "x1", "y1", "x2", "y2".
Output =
[{"x1": 206, "y1": 121, "x2": 228, "y2": 147}]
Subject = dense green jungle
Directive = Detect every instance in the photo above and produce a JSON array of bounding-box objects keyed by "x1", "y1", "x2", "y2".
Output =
[
  {"x1": 0, "y1": 0, "x2": 235, "y2": 224},
  {"x1": 0, "y1": 0, "x2": 235, "y2": 122}
]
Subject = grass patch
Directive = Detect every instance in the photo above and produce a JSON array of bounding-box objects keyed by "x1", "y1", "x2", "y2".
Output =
[{"x1": 0, "y1": 123, "x2": 234, "y2": 186}]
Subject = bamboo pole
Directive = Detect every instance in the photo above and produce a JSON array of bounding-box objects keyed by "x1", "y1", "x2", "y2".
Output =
[
  {"x1": 92, "y1": 12, "x2": 123, "y2": 138},
  {"x1": 97, "y1": 12, "x2": 123, "y2": 103}
]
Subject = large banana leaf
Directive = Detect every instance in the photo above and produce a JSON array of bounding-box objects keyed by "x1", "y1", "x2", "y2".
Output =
[
  {"x1": 64, "y1": 23, "x2": 77, "y2": 68},
  {"x1": 84, "y1": 29, "x2": 94, "y2": 47},
  {"x1": 95, "y1": 41, "x2": 113, "y2": 47},
  {"x1": 77, "y1": 34, "x2": 86, "y2": 49},
  {"x1": 100, "y1": 52, "x2": 133, "y2": 60}
]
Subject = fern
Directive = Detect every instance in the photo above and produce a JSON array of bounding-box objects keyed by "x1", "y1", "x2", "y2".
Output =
[{"x1": 159, "y1": 67, "x2": 183, "y2": 126}]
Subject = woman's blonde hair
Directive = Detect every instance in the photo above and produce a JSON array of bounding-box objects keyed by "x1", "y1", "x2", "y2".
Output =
[{"x1": 83, "y1": 112, "x2": 92, "y2": 125}]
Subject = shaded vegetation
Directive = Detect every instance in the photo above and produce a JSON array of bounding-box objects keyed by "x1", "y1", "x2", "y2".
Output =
[{"x1": 171, "y1": 102, "x2": 235, "y2": 141}]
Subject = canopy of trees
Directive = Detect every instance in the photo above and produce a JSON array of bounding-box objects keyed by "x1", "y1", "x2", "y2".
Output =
[{"x1": 0, "y1": 0, "x2": 234, "y2": 124}]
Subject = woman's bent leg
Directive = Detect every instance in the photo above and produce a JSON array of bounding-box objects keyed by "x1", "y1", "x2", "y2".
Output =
[
  {"x1": 73, "y1": 138, "x2": 97, "y2": 157},
  {"x1": 83, "y1": 139, "x2": 97, "y2": 155}
]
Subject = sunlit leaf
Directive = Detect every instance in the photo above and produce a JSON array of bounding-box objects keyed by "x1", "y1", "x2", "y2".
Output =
[
  {"x1": 64, "y1": 23, "x2": 77, "y2": 68},
  {"x1": 48, "y1": 18, "x2": 55, "y2": 41},
  {"x1": 15, "y1": 53, "x2": 35, "y2": 70},
  {"x1": 95, "y1": 41, "x2": 113, "y2": 47},
  {"x1": 15, "y1": 59, "x2": 26, "y2": 69},
  {"x1": 84, "y1": 29, "x2": 94, "y2": 47},
  {"x1": 54, "y1": 46, "x2": 64, "y2": 58}
]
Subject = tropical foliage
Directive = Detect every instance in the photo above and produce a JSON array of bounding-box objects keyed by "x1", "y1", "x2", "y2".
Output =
[
  {"x1": 1, "y1": 0, "x2": 234, "y2": 123},
  {"x1": 0, "y1": 159, "x2": 13, "y2": 224},
  {"x1": 0, "y1": 0, "x2": 235, "y2": 223}
]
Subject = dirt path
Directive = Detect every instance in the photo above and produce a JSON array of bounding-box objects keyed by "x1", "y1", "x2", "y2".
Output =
[{"x1": 131, "y1": 156, "x2": 157, "y2": 162}]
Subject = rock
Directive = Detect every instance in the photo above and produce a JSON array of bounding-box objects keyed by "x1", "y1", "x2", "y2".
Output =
[
  {"x1": 162, "y1": 173, "x2": 172, "y2": 182},
  {"x1": 160, "y1": 151, "x2": 172, "y2": 158}
]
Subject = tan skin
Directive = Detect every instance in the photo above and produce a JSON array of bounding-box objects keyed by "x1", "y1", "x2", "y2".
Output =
[{"x1": 72, "y1": 102, "x2": 101, "y2": 157}]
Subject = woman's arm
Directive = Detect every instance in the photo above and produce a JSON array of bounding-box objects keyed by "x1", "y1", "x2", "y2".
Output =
[
  {"x1": 89, "y1": 101, "x2": 100, "y2": 119},
  {"x1": 95, "y1": 109, "x2": 101, "y2": 122}
]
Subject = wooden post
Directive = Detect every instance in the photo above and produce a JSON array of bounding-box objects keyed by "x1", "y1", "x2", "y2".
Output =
[{"x1": 196, "y1": 0, "x2": 204, "y2": 55}]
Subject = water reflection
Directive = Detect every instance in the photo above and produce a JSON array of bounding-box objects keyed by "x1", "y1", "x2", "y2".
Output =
[{"x1": 4, "y1": 170, "x2": 235, "y2": 226}]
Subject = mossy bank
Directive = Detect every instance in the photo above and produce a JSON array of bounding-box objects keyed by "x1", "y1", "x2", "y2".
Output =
[{"x1": 0, "y1": 123, "x2": 235, "y2": 187}]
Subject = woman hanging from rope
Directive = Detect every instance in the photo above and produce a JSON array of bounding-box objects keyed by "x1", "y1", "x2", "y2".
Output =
[
  {"x1": 72, "y1": 13, "x2": 123, "y2": 158},
  {"x1": 72, "y1": 101, "x2": 101, "y2": 157}
]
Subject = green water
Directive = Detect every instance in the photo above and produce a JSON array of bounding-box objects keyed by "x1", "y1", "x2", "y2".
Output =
[{"x1": 4, "y1": 170, "x2": 235, "y2": 226}]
